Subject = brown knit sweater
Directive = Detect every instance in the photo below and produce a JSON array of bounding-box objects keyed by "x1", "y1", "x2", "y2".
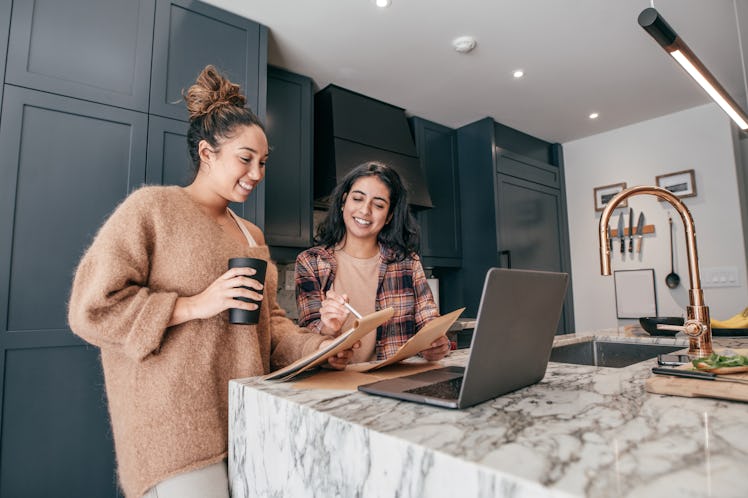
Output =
[{"x1": 68, "y1": 186, "x2": 326, "y2": 498}]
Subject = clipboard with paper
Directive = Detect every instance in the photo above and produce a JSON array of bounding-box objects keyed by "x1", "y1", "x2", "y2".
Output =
[
  {"x1": 263, "y1": 307, "x2": 465, "y2": 382},
  {"x1": 347, "y1": 307, "x2": 465, "y2": 372},
  {"x1": 262, "y1": 307, "x2": 395, "y2": 381}
]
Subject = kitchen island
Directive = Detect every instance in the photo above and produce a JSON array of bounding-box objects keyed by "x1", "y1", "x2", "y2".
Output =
[{"x1": 228, "y1": 332, "x2": 748, "y2": 498}]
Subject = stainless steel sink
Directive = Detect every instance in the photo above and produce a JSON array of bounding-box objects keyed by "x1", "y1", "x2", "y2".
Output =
[{"x1": 549, "y1": 340, "x2": 683, "y2": 368}]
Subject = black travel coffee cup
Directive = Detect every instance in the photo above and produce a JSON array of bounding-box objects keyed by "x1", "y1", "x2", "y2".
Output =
[{"x1": 228, "y1": 257, "x2": 268, "y2": 325}]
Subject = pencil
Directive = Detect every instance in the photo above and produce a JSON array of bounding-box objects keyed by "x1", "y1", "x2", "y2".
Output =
[{"x1": 343, "y1": 301, "x2": 363, "y2": 320}]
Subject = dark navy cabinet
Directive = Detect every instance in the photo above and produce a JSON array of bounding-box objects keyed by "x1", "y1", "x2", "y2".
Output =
[
  {"x1": 0, "y1": 86, "x2": 148, "y2": 498},
  {"x1": 6, "y1": 0, "x2": 155, "y2": 111},
  {"x1": 0, "y1": 1, "x2": 269, "y2": 495},
  {"x1": 410, "y1": 117, "x2": 462, "y2": 268},
  {"x1": 146, "y1": 115, "x2": 191, "y2": 186},
  {"x1": 0, "y1": 87, "x2": 148, "y2": 329},
  {"x1": 150, "y1": 0, "x2": 267, "y2": 122},
  {"x1": 495, "y1": 152, "x2": 566, "y2": 274},
  {"x1": 457, "y1": 118, "x2": 574, "y2": 333},
  {"x1": 0, "y1": 0, "x2": 10, "y2": 108},
  {"x1": 264, "y1": 66, "x2": 313, "y2": 251}
]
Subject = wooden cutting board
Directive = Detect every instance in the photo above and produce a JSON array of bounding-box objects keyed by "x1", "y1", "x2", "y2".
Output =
[{"x1": 645, "y1": 356, "x2": 748, "y2": 403}]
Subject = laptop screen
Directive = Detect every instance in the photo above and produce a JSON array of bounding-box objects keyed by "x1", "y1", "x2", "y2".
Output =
[{"x1": 358, "y1": 268, "x2": 569, "y2": 409}]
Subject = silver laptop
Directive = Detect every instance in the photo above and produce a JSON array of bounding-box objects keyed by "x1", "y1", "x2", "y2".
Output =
[{"x1": 357, "y1": 268, "x2": 569, "y2": 409}]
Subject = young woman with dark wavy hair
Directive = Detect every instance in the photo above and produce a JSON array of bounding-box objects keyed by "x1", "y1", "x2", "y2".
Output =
[{"x1": 295, "y1": 161, "x2": 450, "y2": 363}]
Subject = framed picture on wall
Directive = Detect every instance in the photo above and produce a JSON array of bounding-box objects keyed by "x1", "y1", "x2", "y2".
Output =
[
  {"x1": 593, "y1": 182, "x2": 628, "y2": 211},
  {"x1": 656, "y1": 169, "x2": 697, "y2": 200}
]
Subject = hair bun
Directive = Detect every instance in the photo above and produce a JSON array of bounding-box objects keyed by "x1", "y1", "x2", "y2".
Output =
[{"x1": 183, "y1": 65, "x2": 247, "y2": 120}]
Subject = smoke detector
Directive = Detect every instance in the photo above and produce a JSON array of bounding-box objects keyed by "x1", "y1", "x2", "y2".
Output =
[{"x1": 452, "y1": 36, "x2": 477, "y2": 54}]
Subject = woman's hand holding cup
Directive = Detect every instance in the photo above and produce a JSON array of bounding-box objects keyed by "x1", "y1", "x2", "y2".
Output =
[
  {"x1": 227, "y1": 258, "x2": 268, "y2": 324},
  {"x1": 185, "y1": 266, "x2": 265, "y2": 322}
]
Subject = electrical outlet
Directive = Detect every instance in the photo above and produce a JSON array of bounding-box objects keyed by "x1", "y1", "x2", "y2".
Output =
[
  {"x1": 701, "y1": 266, "x2": 740, "y2": 288},
  {"x1": 284, "y1": 268, "x2": 296, "y2": 291}
]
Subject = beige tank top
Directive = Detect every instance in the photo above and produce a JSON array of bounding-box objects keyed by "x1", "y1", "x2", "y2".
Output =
[
  {"x1": 227, "y1": 208, "x2": 258, "y2": 247},
  {"x1": 332, "y1": 249, "x2": 380, "y2": 363}
]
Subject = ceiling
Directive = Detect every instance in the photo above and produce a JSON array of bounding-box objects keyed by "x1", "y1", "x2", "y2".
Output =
[{"x1": 205, "y1": 0, "x2": 748, "y2": 144}]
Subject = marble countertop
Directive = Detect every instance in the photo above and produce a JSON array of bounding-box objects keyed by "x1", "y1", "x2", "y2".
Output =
[
  {"x1": 228, "y1": 330, "x2": 748, "y2": 498},
  {"x1": 448, "y1": 318, "x2": 477, "y2": 331}
]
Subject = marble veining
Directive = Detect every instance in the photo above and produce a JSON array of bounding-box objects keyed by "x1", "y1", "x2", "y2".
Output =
[{"x1": 229, "y1": 332, "x2": 748, "y2": 497}]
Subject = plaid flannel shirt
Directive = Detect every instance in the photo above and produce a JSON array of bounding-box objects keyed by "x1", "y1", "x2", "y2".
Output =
[{"x1": 295, "y1": 245, "x2": 439, "y2": 360}]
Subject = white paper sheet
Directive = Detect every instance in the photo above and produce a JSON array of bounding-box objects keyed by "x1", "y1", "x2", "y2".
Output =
[{"x1": 614, "y1": 269, "x2": 657, "y2": 318}]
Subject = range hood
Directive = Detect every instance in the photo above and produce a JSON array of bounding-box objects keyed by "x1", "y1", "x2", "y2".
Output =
[{"x1": 314, "y1": 85, "x2": 433, "y2": 209}]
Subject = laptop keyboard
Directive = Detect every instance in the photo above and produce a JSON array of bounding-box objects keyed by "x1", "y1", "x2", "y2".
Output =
[{"x1": 404, "y1": 377, "x2": 463, "y2": 400}]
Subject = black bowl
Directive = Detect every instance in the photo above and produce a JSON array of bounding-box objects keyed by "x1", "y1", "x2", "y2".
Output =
[{"x1": 638, "y1": 316, "x2": 685, "y2": 336}]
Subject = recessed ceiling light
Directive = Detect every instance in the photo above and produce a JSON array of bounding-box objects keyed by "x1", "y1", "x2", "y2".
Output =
[
  {"x1": 375, "y1": 0, "x2": 391, "y2": 7},
  {"x1": 513, "y1": 70, "x2": 524, "y2": 78},
  {"x1": 589, "y1": 112, "x2": 600, "y2": 119}
]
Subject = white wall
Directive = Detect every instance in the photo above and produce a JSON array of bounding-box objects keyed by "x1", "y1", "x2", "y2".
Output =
[{"x1": 564, "y1": 104, "x2": 748, "y2": 332}]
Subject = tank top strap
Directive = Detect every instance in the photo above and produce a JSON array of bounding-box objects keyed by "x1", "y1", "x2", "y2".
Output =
[{"x1": 227, "y1": 208, "x2": 258, "y2": 248}]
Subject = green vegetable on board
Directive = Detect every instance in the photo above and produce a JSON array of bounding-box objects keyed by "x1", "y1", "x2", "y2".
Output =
[{"x1": 692, "y1": 352, "x2": 748, "y2": 369}]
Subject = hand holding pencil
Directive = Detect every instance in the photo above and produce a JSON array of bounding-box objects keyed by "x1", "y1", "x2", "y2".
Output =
[{"x1": 319, "y1": 290, "x2": 358, "y2": 336}]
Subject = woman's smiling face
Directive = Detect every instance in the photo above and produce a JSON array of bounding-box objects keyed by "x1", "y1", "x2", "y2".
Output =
[
  {"x1": 342, "y1": 176, "x2": 392, "y2": 242},
  {"x1": 200, "y1": 124, "x2": 269, "y2": 203}
]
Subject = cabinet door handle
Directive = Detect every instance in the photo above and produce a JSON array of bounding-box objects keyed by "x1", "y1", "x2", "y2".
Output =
[{"x1": 499, "y1": 250, "x2": 512, "y2": 269}]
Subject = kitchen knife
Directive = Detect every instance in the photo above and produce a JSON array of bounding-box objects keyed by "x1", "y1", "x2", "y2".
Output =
[
  {"x1": 607, "y1": 226, "x2": 612, "y2": 252},
  {"x1": 651, "y1": 367, "x2": 748, "y2": 385},
  {"x1": 628, "y1": 208, "x2": 634, "y2": 253},
  {"x1": 617, "y1": 212, "x2": 624, "y2": 253},
  {"x1": 635, "y1": 211, "x2": 645, "y2": 253}
]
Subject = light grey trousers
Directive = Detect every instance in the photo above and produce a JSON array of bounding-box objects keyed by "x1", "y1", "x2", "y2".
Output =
[{"x1": 141, "y1": 460, "x2": 230, "y2": 498}]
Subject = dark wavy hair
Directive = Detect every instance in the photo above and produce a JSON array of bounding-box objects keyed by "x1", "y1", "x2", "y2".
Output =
[
  {"x1": 315, "y1": 161, "x2": 420, "y2": 262},
  {"x1": 183, "y1": 65, "x2": 265, "y2": 175}
]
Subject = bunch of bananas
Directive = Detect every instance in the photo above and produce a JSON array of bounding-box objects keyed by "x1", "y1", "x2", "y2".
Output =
[{"x1": 711, "y1": 306, "x2": 748, "y2": 329}]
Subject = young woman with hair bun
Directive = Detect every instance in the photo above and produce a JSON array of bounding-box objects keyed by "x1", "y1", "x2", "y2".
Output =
[{"x1": 67, "y1": 65, "x2": 358, "y2": 498}]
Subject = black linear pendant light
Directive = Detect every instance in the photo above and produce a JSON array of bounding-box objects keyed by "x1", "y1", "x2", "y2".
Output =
[{"x1": 639, "y1": 7, "x2": 748, "y2": 130}]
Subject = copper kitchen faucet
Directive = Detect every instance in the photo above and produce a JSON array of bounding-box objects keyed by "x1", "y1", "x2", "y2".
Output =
[{"x1": 598, "y1": 185, "x2": 713, "y2": 358}]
